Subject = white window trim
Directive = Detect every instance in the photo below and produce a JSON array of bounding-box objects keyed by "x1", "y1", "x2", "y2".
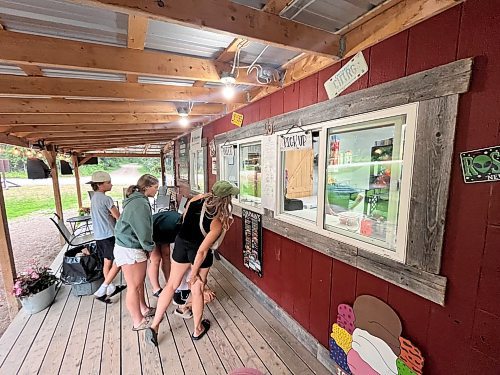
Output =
[
  {"x1": 219, "y1": 135, "x2": 265, "y2": 214},
  {"x1": 189, "y1": 146, "x2": 206, "y2": 194},
  {"x1": 273, "y1": 103, "x2": 419, "y2": 263}
]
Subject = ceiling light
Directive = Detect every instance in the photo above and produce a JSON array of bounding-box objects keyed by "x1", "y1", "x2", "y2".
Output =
[
  {"x1": 177, "y1": 107, "x2": 189, "y2": 117},
  {"x1": 179, "y1": 117, "x2": 189, "y2": 126},
  {"x1": 222, "y1": 85, "x2": 235, "y2": 100},
  {"x1": 220, "y1": 71, "x2": 236, "y2": 85}
]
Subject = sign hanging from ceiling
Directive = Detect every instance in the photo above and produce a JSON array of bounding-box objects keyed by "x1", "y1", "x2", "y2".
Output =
[
  {"x1": 280, "y1": 132, "x2": 312, "y2": 151},
  {"x1": 324, "y1": 51, "x2": 368, "y2": 99},
  {"x1": 460, "y1": 145, "x2": 500, "y2": 183},
  {"x1": 231, "y1": 112, "x2": 244, "y2": 127},
  {"x1": 190, "y1": 127, "x2": 202, "y2": 149}
]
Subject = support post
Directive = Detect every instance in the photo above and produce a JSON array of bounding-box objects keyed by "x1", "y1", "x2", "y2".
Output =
[
  {"x1": 160, "y1": 150, "x2": 166, "y2": 186},
  {"x1": 0, "y1": 179, "x2": 19, "y2": 318},
  {"x1": 72, "y1": 154, "x2": 83, "y2": 209},
  {"x1": 43, "y1": 148, "x2": 64, "y2": 245}
]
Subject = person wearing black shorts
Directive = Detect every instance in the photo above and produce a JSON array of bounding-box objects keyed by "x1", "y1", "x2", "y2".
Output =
[{"x1": 146, "y1": 180, "x2": 239, "y2": 345}]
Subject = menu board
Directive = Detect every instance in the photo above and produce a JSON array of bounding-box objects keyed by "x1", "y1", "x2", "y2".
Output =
[
  {"x1": 242, "y1": 209, "x2": 263, "y2": 277},
  {"x1": 261, "y1": 134, "x2": 277, "y2": 210},
  {"x1": 178, "y1": 136, "x2": 189, "y2": 181}
]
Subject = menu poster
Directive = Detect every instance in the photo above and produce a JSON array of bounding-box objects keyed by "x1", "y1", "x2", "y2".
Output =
[
  {"x1": 261, "y1": 134, "x2": 277, "y2": 210},
  {"x1": 242, "y1": 209, "x2": 263, "y2": 277},
  {"x1": 178, "y1": 136, "x2": 189, "y2": 181}
]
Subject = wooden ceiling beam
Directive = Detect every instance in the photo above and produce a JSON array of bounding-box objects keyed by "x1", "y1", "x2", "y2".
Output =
[
  {"x1": 0, "y1": 75, "x2": 247, "y2": 103},
  {"x1": 49, "y1": 136, "x2": 176, "y2": 146},
  {"x1": 1, "y1": 123, "x2": 181, "y2": 133},
  {"x1": 72, "y1": 0, "x2": 341, "y2": 57},
  {"x1": 0, "y1": 30, "x2": 271, "y2": 87},
  {"x1": 22, "y1": 129, "x2": 180, "y2": 140},
  {"x1": 0, "y1": 133, "x2": 29, "y2": 147},
  {"x1": 81, "y1": 153, "x2": 161, "y2": 158},
  {"x1": 0, "y1": 113, "x2": 206, "y2": 125},
  {"x1": 0, "y1": 99, "x2": 224, "y2": 115},
  {"x1": 126, "y1": 14, "x2": 148, "y2": 83}
]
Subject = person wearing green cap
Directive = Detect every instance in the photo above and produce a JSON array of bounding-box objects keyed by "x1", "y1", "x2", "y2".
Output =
[{"x1": 145, "y1": 180, "x2": 239, "y2": 345}]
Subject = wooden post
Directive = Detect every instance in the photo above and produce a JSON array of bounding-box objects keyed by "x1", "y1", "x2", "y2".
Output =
[
  {"x1": 0, "y1": 178, "x2": 19, "y2": 318},
  {"x1": 160, "y1": 150, "x2": 166, "y2": 186},
  {"x1": 72, "y1": 154, "x2": 83, "y2": 209},
  {"x1": 43, "y1": 147, "x2": 64, "y2": 221}
]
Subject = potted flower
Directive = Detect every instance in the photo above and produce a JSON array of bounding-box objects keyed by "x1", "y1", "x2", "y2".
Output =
[
  {"x1": 78, "y1": 207, "x2": 90, "y2": 216},
  {"x1": 12, "y1": 263, "x2": 58, "y2": 314}
]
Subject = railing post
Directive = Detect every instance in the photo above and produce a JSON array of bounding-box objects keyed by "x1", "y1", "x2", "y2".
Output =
[{"x1": 72, "y1": 154, "x2": 83, "y2": 209}]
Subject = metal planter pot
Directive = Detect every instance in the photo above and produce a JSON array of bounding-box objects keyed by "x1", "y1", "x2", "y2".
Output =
[{"x1": 20, "y1": 283, "x2": 57, "y2": 314}]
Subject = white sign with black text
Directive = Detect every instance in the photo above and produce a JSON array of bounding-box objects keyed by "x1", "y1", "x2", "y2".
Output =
[
  {"x1": 324, "y1": 51, "x2": 368, "y2": 99},
  {"x1": 280, "y1": 132, "x2": 312, "y2": 151},
  {"x1": 190, "y1": 127, "x2": 202, "y2": 150},
  {"x1": 222, "y1": 145, "x2": 234, "y2": 157}
]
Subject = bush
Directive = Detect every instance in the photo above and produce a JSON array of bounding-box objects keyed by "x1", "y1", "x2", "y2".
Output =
[{"x1": 12, "y1": 263, "x2": 58, "y2": 298}]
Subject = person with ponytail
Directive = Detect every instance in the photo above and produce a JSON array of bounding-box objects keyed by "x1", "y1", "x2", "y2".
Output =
[
  {"x1": 114, "y1": 174, "x2": 159, "y2": 331},
  {"x1": 145, "y1": 180, "x2": 239, "y2": 345}
]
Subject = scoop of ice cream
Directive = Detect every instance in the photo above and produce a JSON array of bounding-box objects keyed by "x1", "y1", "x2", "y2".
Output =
[
  {"x1": 332, "y1": 323, "x2": 353, "y2": 354},
  {"x1": 399, "y1": 337, "x2": 424, "y2": 374},
  {"x1": 330, "y1": 338, "x2": 352, "y2": 374},
  {"x1": 351, "y1": 328, "x2": 398, "y2": 375},
  {"x1": 353, "y1": 295, "x2": 402, "y2": 355},
  {"x1": 347, "y1": 348, "x2": 379, "y2": 375},
  {"x1": 337, "y1": 303, "x2": 356, "y2": 334}
]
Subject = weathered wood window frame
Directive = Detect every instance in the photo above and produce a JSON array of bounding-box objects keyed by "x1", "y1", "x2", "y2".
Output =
[{"x1": 215, "y1": 59, "x2": 473, "y2": 305}]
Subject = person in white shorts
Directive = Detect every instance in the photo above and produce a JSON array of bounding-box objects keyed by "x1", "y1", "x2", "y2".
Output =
[{"x1": 114, "y1": 174, "x2": 159, "y2": 331}]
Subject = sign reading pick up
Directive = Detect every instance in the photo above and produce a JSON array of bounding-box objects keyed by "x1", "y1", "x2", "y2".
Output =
[
  {"x1": 324, "y1": 51, "x2": 368, "y2": 99},
  {"x1": 280, "y1": 132, "x2": 312, "y2": 151},
  {"x1": 460, "y1": 145, "x2": 500, "y2": 183}
]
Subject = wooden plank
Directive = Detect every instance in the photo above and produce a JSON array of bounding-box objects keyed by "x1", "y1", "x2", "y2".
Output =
[
  {"x1": 18, "y1": 64, "x2": 43, "y2": 77},
  {"x1": 127, "y1": 15, "x2": 148, "y2": 49},
  {"x1": 16, "y1": 285, "x2": 71, "y2": 374},
  {"x1": 72, "y1": 154, "x2": 83, "y2": 209},
  {"x1": 0, "y1": 76, "x2": 247, "y2": 103},
  {"x1": 38, "y1": 293, "x2": 82, "y2": 374},
  {"x1": 120, "y1": 287, "x2": 142, "y2": 375},
  {"x1": 80, "y1": 0, "x2": 341, "y2": 57},
  {"x1": 0, "y1": 179, "x2": 18, "y2": 318},
  {"x1": 184, "y1": 314, "x2": 227, "y2": 374},
  {"x1": 207, "y1": 274, "x2": 294, "y2": 374},
  {"x1": 0, "y1": 310, "x2": 30, "y2": 365},
  {"x1": 79, "y1": 297, "x2": 107, "y2": 374},
  {"x1": 3, "y1": 123, "x2": 181, "y2": 133},
  {"x1": 0, "y1": 98, "x2": 224, "y2": 115},
  {"x1": 22, "y1": 130, "x2": 180, "y2": 141},
  {"x1": 43, "y1": 149, "x2": 63, "y2": 222},
  {"x1": 82, "y1": 153, "x2": 160, "y2": 158},
  {"x1": 213, "y1": 265, "x2": 330, "y2": 374},
  {"x1": 406, "y1": 95, "x2": 459, "y2": 273},
  {"x1": 0, "y1": 113, "x2": 192, "y2": 125},
  {"x1": 262, "y1": 0, "x2": 290, "y2": 14},
  {"x1": 0, "y1": 133, "x2": 29, "y2": 147},
  {"x1": 58, "y1": 295, "x2": 94, "y2": 374},
  {"x1": 100, "y1": 274, "x2": 123, "y2": 375},
  {"x1": 343, "y1": 0, "x2": 465, "y2": 58}
]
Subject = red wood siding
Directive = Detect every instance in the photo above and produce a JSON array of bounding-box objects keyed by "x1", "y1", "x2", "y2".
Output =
[{"x1": 183, "y1": 0, "x2": 500, "y2": 372}]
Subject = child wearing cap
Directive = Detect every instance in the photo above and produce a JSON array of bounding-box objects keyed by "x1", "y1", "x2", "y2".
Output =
[
  {"x1": 145, "y1": 180, "x2": 239, "y2": 346},
  {"x1": 88, "y1": 171, "x2": 126, "y2": 300}
]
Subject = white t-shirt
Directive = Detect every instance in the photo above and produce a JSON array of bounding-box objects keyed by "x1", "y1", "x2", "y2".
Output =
[{"x1": 90, "y1": 192, "x2": 115, "y2": 240}]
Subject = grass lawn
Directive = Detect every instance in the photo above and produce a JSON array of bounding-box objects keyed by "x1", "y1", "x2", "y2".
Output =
[{"x1": 3, "y1": 184, "x2": 129, "y2": 220}]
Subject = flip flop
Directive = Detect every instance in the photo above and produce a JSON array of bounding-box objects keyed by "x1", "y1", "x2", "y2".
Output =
[
  {"x1": 95, "y1": 295, "x2": 112, "y2": 304},
  {"x1": 145, "y1": 327, "x2": 158, "y2": 346},
  {"x1": 107, "y1": 285, "x2": 127, "y2": 298},
  {"x1": 152, "y1": 288, "x2": 163, "y2": 298},
  {"x1": 192, "y1": 319, "x2": 210, "y2": 341},
  {"x1": 142, "y1": 307, "x2": 156, "y2": 318},
  {"x1": 132, "y1": 317, "x2": 151, "y2": 331}
]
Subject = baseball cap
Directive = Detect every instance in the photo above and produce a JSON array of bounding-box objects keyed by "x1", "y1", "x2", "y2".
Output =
[
  {"x1": 86, "y1": 171, "x2": 111, "y2": 184},
  {"x1": 212, "y1": 180, "x2": 239, "y2": 198}
]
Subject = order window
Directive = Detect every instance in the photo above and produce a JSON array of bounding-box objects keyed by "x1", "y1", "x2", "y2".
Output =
[
  {"x1": 239, "y1": 142, "x2": 262, "y2": 208},
  {"x1": 323, "y1": 114, "x2": 407, "y2": 253},
  {"x1": 280, "y1": 131, "x2": 320, "y2": 222},
  {"x1": 190, "y1": 148, "x2": 206, "y2": 193},
  {"x1": 220, "y1": 144, "x2": 239, "y2": 188}
]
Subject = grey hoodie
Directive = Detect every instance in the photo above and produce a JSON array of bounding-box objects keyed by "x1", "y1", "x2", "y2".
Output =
[{"x1": 114, "y1": 192, "x2": 154, "y2": 251}]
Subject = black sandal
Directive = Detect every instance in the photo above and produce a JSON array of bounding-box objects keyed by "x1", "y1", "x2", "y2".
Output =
[
  {"x1": 107, "y1": 285, "x2": 127, "y2": 298},
  {"x1": 191, "y1": 319, "x2": 210, "y2": 341},
  {"x1": 95, "y1": 295, "x2": 112, "y2": 304},
  {"x1": 145, "y1": 327, "x2": 158, "y2": 346},
  {"x1": 152, "y1": 288, "x2": 163, "y2": 298}
]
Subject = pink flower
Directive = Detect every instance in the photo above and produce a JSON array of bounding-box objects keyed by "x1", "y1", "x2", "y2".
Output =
[{"x1": 31, "y1": 272, "x2": 39, "y2": 280}]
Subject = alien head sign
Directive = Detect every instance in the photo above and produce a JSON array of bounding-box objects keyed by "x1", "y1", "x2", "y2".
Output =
[{"x1": 460, "y1": 145, "x2": 500, "y2": 183}]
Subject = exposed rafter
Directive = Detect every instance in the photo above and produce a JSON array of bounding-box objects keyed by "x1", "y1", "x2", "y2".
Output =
[
  {"x1": 69, "y1": 0, "x2": 341, "y2": 57},
  {"x1": 0, "y1": 76, "x2": 247, "y2": 103}
]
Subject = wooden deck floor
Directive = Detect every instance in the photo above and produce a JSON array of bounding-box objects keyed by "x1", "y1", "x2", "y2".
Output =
[{"x1": 0, "y1": 258, "x2": 330, "y2": 375}]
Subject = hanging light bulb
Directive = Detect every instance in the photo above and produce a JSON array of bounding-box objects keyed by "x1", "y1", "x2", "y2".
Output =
[
  {"x1": 179, "y1": 117, "x2": 189, "y2": 126},
  {"x1": 222, "y1": 84, "x2": 235, "y2": 100}
]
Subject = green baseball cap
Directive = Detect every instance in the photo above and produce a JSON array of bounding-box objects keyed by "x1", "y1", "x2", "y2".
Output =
[{"x1": 212, "y1": 180, "x2": 239, "y2": 198}]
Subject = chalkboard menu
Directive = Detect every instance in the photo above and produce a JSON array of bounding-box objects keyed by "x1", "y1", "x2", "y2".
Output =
[
  {"x1": 178, "y1": 136, "x2": 189, "y2": 181},
  {"x1": 242, "y1": 209, "x2": 263, "y2": 277}
]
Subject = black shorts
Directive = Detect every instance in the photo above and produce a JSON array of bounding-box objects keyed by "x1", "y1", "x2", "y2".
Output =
[
  {"x1": 172, "y1": 236, "x2": 213, "y2": 269},
  {"x1": 96, "y1": 236, "x2": 115, "y2": 261}
]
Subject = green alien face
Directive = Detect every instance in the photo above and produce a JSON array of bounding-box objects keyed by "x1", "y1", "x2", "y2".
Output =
[{"x1": 473, "y1": 154, "x2": 492, "y2": 174}]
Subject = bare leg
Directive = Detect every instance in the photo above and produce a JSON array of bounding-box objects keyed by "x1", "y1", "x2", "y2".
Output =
[
  {"x1": 160, "y1": 243, "x2": 171, "y2": 282},
  {"x1": 103, "y1": 262, "x2": 120, "y2": 285},
  {"x1": 121, "y1": 261, "x2": 148, "y2": 327},
  {"x1": 148, "y1": 245, "x2": 162, "y2": 293},
  {"x1": 102, "y1": 258, "x2": 112, "y2": 279},
  {"x1": 192, "y1": 267, "x2": 210, "y2": 337},
  {"x1": 150, "y1": 260, "x2": 190, "y2": 331}
]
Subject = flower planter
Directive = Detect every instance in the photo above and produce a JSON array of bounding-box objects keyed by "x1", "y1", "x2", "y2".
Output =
[{"x1": 20, "y1": 283, "x2": 56, "y2": 314}]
